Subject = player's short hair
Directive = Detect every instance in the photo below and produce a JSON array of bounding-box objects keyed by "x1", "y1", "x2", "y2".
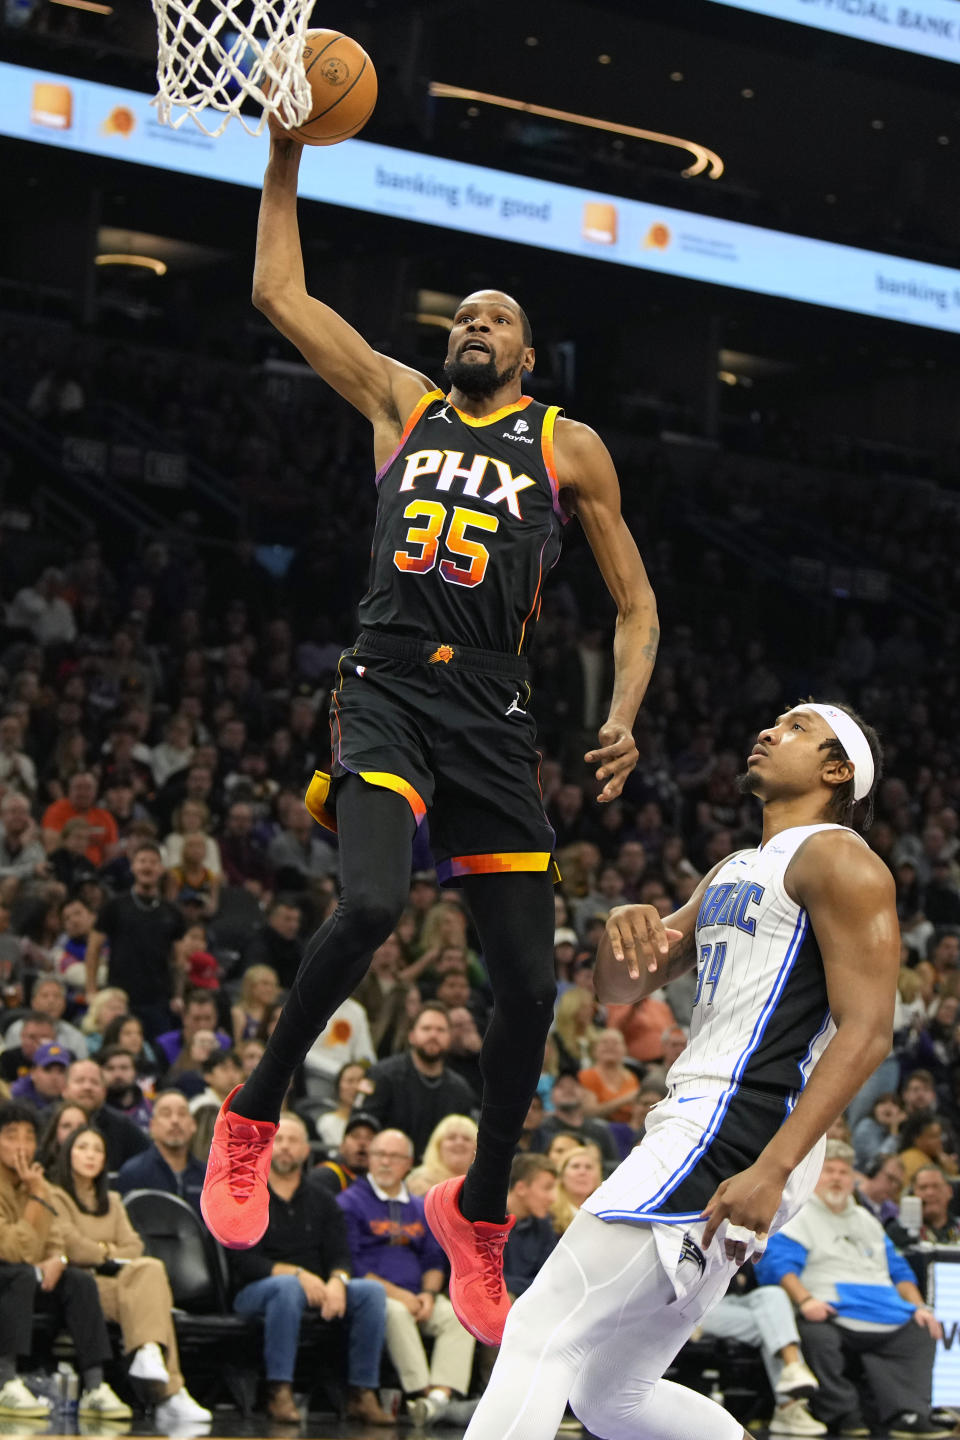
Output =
[{"x1": 510, "y1": 1153, "x2": 557, "y2": 1188}]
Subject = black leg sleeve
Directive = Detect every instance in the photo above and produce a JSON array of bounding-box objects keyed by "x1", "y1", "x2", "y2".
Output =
[
  {"x1": 459, "y1": 871, "x2": 557, "y2": 1223},
  {"x1": 0, "y1": 1264, "x2": 37, "y2": 1359},
  {"x1": 235, "y1": 776, "x2": 416, "y2": 1122}
]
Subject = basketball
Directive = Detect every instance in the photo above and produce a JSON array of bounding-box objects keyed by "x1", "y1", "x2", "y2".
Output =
[{"x1": 285, "y1": 29, "x2": 377, "y2": 146}]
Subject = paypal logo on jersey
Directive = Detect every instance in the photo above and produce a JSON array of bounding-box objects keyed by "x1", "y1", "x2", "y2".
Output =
[
  {"x1": 504, "y1": 416, "x2": 534, "y2": 444},
  {"x1": 696, "y1": 879, "x2": 765, "y2": 936}
]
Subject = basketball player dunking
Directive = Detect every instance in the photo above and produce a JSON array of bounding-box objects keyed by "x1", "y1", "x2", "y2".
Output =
[
  {"x1": 465, "y1": 701, "x2": 899, "y2": 1440},
  {"x1": 201, "y1": 131, "x2": 659, "y2": 1346}
]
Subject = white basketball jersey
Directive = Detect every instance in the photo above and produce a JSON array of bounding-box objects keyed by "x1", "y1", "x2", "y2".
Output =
[{"x1": 585, "y1": 822, "x2": 862, "y2": 1226}]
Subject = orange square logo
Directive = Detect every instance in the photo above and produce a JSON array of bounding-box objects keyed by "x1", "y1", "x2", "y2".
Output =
[
  {"x1": 582, "y1": 202, "x2": 617, "y2": 245},
  {"x1": 31, "y1": 83, "x2": 73, "y2": 131}
]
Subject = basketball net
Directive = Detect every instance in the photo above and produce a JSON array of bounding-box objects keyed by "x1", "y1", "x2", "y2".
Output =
[{"x1": 150, "y1": 0, "x2": 313, "y2": 138}]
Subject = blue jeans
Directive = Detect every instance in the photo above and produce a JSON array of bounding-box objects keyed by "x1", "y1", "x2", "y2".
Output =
[{"x1": 233, "y1": 1273, "x2": 386, "y2": 1388}]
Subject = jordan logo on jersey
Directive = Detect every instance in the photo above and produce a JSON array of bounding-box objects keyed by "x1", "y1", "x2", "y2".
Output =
[
  {"x1": 398, "y1": 448, "x2": 536, "y2": 519},
  {"x1": 427, "y1": 404, "x2": 454, "y2": 423},
  {"x1": 696, "y1": 880, "x2": 765, "y2": 936}
]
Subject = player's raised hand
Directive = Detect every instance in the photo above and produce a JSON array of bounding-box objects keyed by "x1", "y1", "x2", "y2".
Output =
[
  {"x1": 605, "y1": 904, "x2": 682, "y2": 982},
  {"x1": 586, "y1": 719, "x2": 638, "y2": 803}
]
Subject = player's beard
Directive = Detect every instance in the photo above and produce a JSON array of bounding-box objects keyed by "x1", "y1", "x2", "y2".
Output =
[
  {"x1": 736, "y1": 770, "x2": 759, "y2": 798},
  {"x1": 443, "y1": 354, "x2": 520, "y2": 398}
]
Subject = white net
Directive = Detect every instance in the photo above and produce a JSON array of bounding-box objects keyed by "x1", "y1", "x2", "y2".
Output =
[{"x1": 151, "y1": 0, "x2": 314, "y2": 138}]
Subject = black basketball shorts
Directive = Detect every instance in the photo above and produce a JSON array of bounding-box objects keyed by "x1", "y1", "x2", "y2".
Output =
[{"x1": 304, "y1": 630, "x2": 557, "y2": 883}]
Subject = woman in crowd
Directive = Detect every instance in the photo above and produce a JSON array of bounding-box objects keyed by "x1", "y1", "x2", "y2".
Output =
[
  {"x1": 552, "y1": 988, "x2": 601, "y2": 1074},
  {"x1": 161, "y1": 1029, "x2": 221, "y2": 1099},
  {"x1": 852, "y1": 1091, "x2": 906, "y2": 1169},
  {"x1": 164, "y1": 832, "x2": 221, "y2": 917},
  {"x1": 407, "y1": 1115, "x2": 479, "y2": 1197},
  {"x1": 39, "y1": 730, "x2": 89, "y2": 805},
  {"x1": 162, "y1": 799, "x2": 222, "y2": 876},
  {"x1": 315, "y1": 1061, "x2": 368, "y2": 1151},
  {"x1": 81, "y1": 988, "x2": 130, "y2": 1055},
  {"x1": 577, "y1": 1028, "x2": 640, "y2": 1124},
  {"x1": 100, "y1": 1013, "x2": 162, "y2": 1085},
  {"x1": 898, "y1": 1110, "x2": 960, "y2": 1185},
  {"x1": 38, "y1": 1100, "x2": 88, "y2": 1174},
  {"x1": 550, "y1": 1144, "x2": 603, "y2": 1235},
  {"x1": 49, "y1": 1126, "x2": 211, "y2": 1425},
  {"x1": 546, "y1": 1132, "x2": 586, "y2": 1172},
  {"x1": 230, "y1": 964, "x2": 280, "y2": 1043}
]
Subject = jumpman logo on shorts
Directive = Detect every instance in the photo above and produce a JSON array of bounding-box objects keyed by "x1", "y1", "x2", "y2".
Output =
[{"x1": 505, "y1": 692, "x2": 528, "y2": 718}]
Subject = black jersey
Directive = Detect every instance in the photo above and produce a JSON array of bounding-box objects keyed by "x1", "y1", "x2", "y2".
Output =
[{"x1": 359, "y1": 390, "x2": 568, "y2": 655}]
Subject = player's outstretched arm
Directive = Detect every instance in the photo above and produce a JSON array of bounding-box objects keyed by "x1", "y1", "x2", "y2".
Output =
[
  {"x1": 700, "y1": 832, "x2": 898, "y2": 1259},
  {"x1": 554, "y1": 420, "x2": 659, "y2": 803},
  {"x1": 594, "y1": 862, "x2": 725, "y2": 1004},
  {"x1": 251, "y1": 136, "x2": 434, "y2": 434}
]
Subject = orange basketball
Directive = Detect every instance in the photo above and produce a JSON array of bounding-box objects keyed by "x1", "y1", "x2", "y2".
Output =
[{"x1": 288, "y1": 29, "x2": 377, "y2": 146}]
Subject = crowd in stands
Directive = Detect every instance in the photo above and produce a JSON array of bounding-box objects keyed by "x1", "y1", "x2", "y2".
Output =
[{"x1": 0, "y1": 316, "x2": 960, "y2": 1434}]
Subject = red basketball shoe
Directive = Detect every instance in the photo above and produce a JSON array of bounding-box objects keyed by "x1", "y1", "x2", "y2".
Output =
[
  {"x1": 200, "y1": 1086, "x2": 277, "y2": 1249},
  {"x1": 424, "y1": 1176, "x2": 516, "y2": 1345}
]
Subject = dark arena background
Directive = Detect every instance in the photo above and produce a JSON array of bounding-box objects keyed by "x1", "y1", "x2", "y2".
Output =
[{"x1": 1, "y1": 1, "x2": 960, "y2": 1437}]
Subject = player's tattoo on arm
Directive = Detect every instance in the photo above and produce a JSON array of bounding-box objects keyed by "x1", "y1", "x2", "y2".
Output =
[{"x1": 640, "y1": 625, "x2": 659, "y2": 665}]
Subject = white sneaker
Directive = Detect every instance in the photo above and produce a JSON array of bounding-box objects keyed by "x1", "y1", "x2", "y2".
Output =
[
  {"x1": 155, "y1": 1387, "x2": 213, "y2": 1427},
  {"x1": 408, "y1": 1393, "x2": 449, "y2": 1428},
  {"x1": 769, "y1": 1399, "x2": 828, "y2": 1436},
  {"x1": 0, "y1": 1379, "x2": 52, "y2": 1417},
  {"x1": 776, "y1": 1359, "x2": 820, "y2": 1401},
  {"x1": 129, "y1": 1342, "x2": 170, "y2": 1384},
  {"x1": 79, "y1": 1382, "x2": 133, "y2": 1419}
]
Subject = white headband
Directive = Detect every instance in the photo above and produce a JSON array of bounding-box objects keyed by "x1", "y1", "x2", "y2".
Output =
[{"x1": 803, "y1": 703, "x2": 875, "y2": 803}]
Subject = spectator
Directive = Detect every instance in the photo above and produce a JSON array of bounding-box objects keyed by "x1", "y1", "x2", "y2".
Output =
[
  {"x1": 50, "y1": 897, "x2": 96, "y2": 998},
  {"x1": 115, "y1": 1091, "x2": 205, "y2": 1213},
  {"x1": 163, "y1": 833, "x2": 221, "y2": 917},
  {"x1": 756, "y1": 1141, "x2": 949, "y2": 1439},
  {"x1": 0, "y1": 1011, "x2": 55, "y2": 1084},
  {"x1": 267, "y1": 803, "x2": 338, "y2": 890},
  {"x1": 61, "y1": 1060, "x2": 149, "y2": 1171},
  {"x1": 219, "y1": 801, "x2": 274, "y2": 898},
  {"x1": 85, "y1": 842, "x2": 186, "y2": 1038},
  {"x1": 855, "y1": 1154, "x2": 906, "y2": 1227},
  {"x1": 445, "y1": 1006, "x2": 483, "y2": 1102},
  {"x1": 0, "y1": 1101, "x2": 128, "y2": 1418},
  {"x1": 0, "y1": 1261, "x2": 52, "y2": 1417},
  {"x1": 900, "y1": 1070, "x2": 940, "y2": 1119},
  {"x1": 502, "y1": 1155, "x2": 558, "y2": 1299},
  {"x1": 42, "y1": 772, "x2": 117, "y2": 867},
  {"x1": 161, "y1": 799, "x2": 222, "y2": 876},
  {"x1": 0, "y1": 715, "x2": 37, "y2": 800},
  {"x1": 5, "y1": 977, "x2": 87, "y2": 1059},
  {"x1": 363, "y1": 1004, "x2": 477, "y2": 1161},
  {"x1": 231, "y1": 1113, "x2": 392, "y2": 1426},
  {"x1": 188, "y1": 1048, "x2": 244, "y2": 1159},
  {"x1": 100, "y1": 1013, "x2": 161, "y2": 1085},
  {"x1": 531, "y1": 1073, "x2": 619, "y2": 1167},
  {"x1": 337, "y1": 1128, "x2": 475, "y2": 1428},
  {"x1": 852, "y1": 1092, "x2": 906, "y2": 1169},
  {"x1": 242, "y1": 895, "x2": 303, "y2": 990},
  {"x1": 231, "y1": 964, "x2": 280, "y2": 1044},
  {"x1": 0, "y1": 792, "x2": 44, "y2": 879},
  {"x1": 640, "y1": 1024, "x2": 690, "y2": 1089},
  {"x1": 898, "y1": 1111, "x2": 960, "y2": 1186},
  {"x1": 155, "y1": 989, "x2": 232, "y2": 1067},
  {"x1": 315, "y1": 1061, "x2": 368, "y2": 1152},
  {"x1": 352, "y1": 933, "x2": 411, "y2": 1059},
  {"x1": 408, "y1": 1115, "x2": 478, "y2": 1197},
  {"x1": 10, "y1": 1040, "x2": 71, "y2": 1111},
  {"x1": 550, "y1": 1144, "x2": 603, "y2": 1235},
  {"x1": 308, "y1": 1111, "x2": 379, "y2": 1196},
  {"x1": 7, "y1": 567, "x2": 77, "y2": 647},
  {"x1": 303, "y1": 996, "x2": 376, "y2": 1104},
  {"x1": 79, "y1": 988, "x2": 129, "y2": 1056},
  {"x1": 629, "y1": 1081, "x2": 669, "y2": 1142},
  {"x1": 150, "y1": 714, "x2": 195, "y2": 790},
  {"x1": 698, "y1": 1265, "x2": 825, "y2": 1438},
  {"x1": 99, "y1": 1047, "x2": 152, "y2": 1131},
  {"x1": 49, "y1": 1125, "x2": 211, "y2": 1426},
  {"x1": 911, "y1": 1165, "x2": 960, "y2": 1243},
  {"x1": 577, "y1": 1028, "x2": 640, "y2": 1123},
  {"x1": 38, "y1": 1100, "x2": 89, "y2": 1174},
  {"x1": 551, "y1": 989, "x2": 601, "y2": 1073}
]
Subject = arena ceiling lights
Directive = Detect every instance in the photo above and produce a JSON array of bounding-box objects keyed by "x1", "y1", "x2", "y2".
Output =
[{"x1": 428, "y1": 83, "x2": 725, "y2": 180}]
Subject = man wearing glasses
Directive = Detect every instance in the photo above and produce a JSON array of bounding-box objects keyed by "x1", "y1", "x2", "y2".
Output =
[{"x1": 337, "y1": 1129, "x2": 476, "y2": 1428}]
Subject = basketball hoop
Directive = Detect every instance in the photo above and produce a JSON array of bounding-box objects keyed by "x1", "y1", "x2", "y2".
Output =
[{"x1": 150, "y1": 0, "x2": 314, "y2": 138}]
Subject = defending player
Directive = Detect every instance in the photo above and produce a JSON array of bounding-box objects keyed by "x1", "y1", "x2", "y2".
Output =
[
  {"x1": 200, "y1": 130, "x2": 659, "y2": 1347},
  {"x1": 465, "y1": 701, "x2": 900, "y2": 1440}
]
